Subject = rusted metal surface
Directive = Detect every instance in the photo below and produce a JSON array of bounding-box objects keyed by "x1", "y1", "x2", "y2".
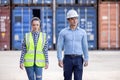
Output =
[
  {"x1": 99, "y1": 3, "x2": 120, "y2": 49},
  {"x1": 0, "y1": 6, "x2": 10, "y2": 50}
]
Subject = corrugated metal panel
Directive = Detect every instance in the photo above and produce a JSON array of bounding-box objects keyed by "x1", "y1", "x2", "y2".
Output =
[
  {"x1": 99, "y1": 3, "x2": 120, "y2": 49},
  {"x1": 56, "y1": 6, "x2": 97, "y2": 49},
  {"x1": 12, "y1": 7, "x2": 32, "y2": 50},
  {"x1": 13, "y1": 0, "x2": 52, "y2": 4},
  {"x1": 0, "y1": 0, "x2": 9, "y2": 5},
  {"x1": 0, "y1": 6, "x2": 10, "y2": 50},
  {"x1": 41, "y1": 7, "x2": 53, "y2": 49},
  {"x1": 56, "y1": 0, "x2": 75, "y2": 4},
  {"x1": 12, "y1": 0, "x2": 32, "y2": 4},
  {"x1": 80, "y1": 7, "x2": 97, "y2": 49},
  {"x1": 78, "y1": 0, "x2": 97, "y2": 4},
  {"x1": 56, "y1": 0, "x2": 97, "y2": 4},
  {"x1": 12, "y1": 7, "x2": 53, "y2": 50}
]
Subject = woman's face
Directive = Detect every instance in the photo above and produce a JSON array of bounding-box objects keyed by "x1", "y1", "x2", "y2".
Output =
[{"x1": 32, "y1": 20, "x2": 40, "y2": 32}]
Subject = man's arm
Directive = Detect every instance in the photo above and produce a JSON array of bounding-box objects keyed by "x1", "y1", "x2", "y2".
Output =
[
  {"x1": 57, "y1": 31, "x2": 64, "y2": 68},
  {"x1": 82, "y1": 31, "x2": 89, "y2": 67}
]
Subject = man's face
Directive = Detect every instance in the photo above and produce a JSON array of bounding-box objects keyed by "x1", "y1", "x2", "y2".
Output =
[{"x1": 68, "y1": 17, "x2": 78, "y2": 27}]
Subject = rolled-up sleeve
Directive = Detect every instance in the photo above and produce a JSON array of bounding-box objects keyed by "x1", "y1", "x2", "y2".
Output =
[
  {"x1": 43, "y1": 40, "x2": 49, "y2": 64},
  {"x1": 20, "y1": 39, "x2": 27, "y2": 64}
]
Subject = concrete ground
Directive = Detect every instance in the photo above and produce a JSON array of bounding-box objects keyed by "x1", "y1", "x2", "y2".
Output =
[{"x1": 0, "y1": 50, "x2": 120, "y2": 80}]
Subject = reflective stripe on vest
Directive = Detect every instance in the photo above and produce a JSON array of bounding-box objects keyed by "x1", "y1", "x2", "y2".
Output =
[{"x1": 24, "y1": 32, "x2": 46, "y2": 67}]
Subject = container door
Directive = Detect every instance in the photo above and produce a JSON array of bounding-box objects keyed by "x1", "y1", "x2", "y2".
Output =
[
  {"x1": 40, "y1": 7, "x2": 53, "y2": 49},
  {"x1": 99, "y1": 3, "x2": 119, "y2": 49},
  {"x1": 79, "y1": 7, "x2": 97, "y2": 49},
  {"x1": 12, "y1": 7, "x2": 32, "y2": 50},
  {"x1": 0, "y1": 6, "x2": 10, "y2": 50}
]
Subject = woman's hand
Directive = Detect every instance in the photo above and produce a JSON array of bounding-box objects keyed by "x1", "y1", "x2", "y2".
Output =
[
  {"x1": 20, "y1": 63, "x2": 24, "y2": 70},
  {"x1": 45, "y1": 63, "x2": 49, "y2": 69}
]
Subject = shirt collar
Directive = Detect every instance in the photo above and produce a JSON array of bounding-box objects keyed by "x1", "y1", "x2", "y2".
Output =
[
  {"x1": 32, "y1": 31, "x2": 40, "y2": 34},
  {"x1": 68, "y1": 26, "x2": 80, "y2": 30}
]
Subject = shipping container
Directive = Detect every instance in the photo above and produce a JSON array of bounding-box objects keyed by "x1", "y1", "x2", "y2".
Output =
[
  {"x1": 56, "y1": 6, "x2": 97, "y2": 49},
  {"x1": 0, "y1": 6, "x2": 10, "y2": 50},
  {"x1": 56, "y1": 0, "x2": 97, "y2": 4},
  {"x1": 12, "y1": 0, "x2": 52, "y2": 4},
  {"x1": 0, "y1": 0, "x2": 9, "y2": 5},
  {"x1": 12, "y1": 6, "x2": 53, "y2": 50},
  {"x1": 99, "y1": 3, "x2": 120, "y2": 49}
]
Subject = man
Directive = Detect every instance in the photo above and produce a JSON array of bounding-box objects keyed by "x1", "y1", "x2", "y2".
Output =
[{"x1": 57, "y1": 9, "x2": 89, "y2": 80}]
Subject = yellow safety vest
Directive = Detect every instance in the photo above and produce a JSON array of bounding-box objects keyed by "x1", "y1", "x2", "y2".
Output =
[{"x1": 24, "y1": 32, "x2": 46, "y2": 67}]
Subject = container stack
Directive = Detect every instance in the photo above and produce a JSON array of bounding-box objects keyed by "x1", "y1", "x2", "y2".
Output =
[
  {"x1": 1, "y1": 0, "x2": 120, "y2": 51},
  {"x1": 11, "y1": 0, "x2": 54, "y2": 50},
  {"x1": 55, "y1": 0, "x2": 98, "y2": 50},
  {"x1": 98, "y1": 0, "x2": 120, "y2": 49},
  {"x1": 0, "y1": 0, "x2": 10, "y2": 50}
]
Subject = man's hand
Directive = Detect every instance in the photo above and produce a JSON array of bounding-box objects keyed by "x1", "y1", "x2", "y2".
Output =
[
  {"x1": 84, "y1": 61, "x2": 88, "y2": 67},
  {"x1": 58, "y1": 60, "x2": 63, "y2": 68}
]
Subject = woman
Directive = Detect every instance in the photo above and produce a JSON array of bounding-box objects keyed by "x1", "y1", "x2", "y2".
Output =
[{"x1": 20, "y1": 17, "x2": 49, "y2": 80}]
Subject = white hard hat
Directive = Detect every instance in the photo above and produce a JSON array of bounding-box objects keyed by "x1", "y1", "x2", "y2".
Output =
[{"x1": 67, "y1": 9, "x2": 79, "y2": 19}]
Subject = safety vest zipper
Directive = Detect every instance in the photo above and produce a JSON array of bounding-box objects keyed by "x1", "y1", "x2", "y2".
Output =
[{"x1": 34, "y1": 45, "x2": 36, "y2": 66}]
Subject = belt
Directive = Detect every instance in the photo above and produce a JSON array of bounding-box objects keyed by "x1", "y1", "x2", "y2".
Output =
[{"x1": 65, "y1": 54, "x2": 82, "y2": 57}]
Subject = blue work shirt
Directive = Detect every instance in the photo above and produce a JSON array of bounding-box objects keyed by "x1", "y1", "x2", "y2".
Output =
[{"x1": 57, "y1": 27, "x2": 89, "y2": 61}]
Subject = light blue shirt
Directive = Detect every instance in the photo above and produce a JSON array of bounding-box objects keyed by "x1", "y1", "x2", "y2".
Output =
[{"x1": 57, "y1": 27, "x2": 89, "y2": 61}]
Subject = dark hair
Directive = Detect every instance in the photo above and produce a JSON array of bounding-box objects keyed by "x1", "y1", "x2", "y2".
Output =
[{"x1": 31, "y1": 17, "x2": 41, "y2": 24}]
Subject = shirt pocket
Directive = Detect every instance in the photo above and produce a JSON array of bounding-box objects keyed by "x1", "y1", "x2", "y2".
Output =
[
  {"x1": 75, "y1": 34, "x2": 83, "y2": 41},
  {"x1": 65, "y1": 34, "x2": 73, "y2": 41}
]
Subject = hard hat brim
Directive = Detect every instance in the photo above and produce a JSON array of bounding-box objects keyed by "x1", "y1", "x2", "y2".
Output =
[{"x1": 67, "y1": 15, "x2": 79, "y2": 19}]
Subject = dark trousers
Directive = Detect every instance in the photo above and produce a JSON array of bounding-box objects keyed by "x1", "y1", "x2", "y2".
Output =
[{"x1": 63, "y1": 55, "x2": 83, "y2": 80}]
